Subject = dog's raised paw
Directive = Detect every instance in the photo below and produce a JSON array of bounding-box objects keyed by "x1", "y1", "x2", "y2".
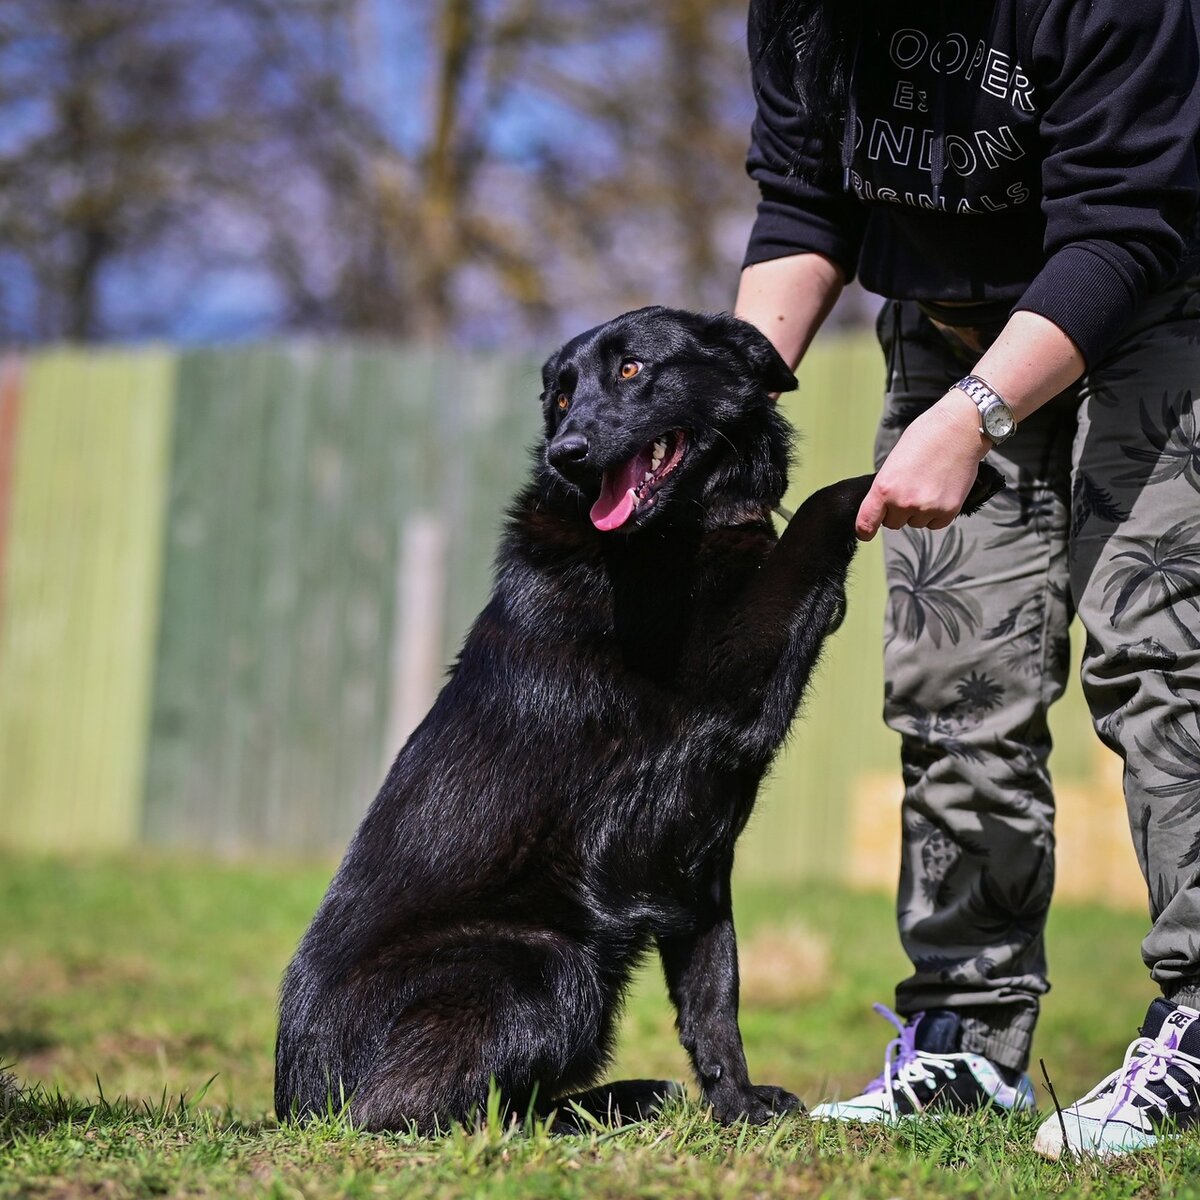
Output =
[{"x1": 961, "y1": 461, "x2": 1007, "y2": 516}]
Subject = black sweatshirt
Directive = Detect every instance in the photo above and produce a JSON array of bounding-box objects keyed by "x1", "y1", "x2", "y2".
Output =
[{"x1": 744, "y1": 0, "x2": 1200, "y2": 367}]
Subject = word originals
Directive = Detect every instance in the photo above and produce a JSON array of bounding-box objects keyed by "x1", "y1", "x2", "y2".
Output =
[
  {"x1": 889, "y1": 28, "x2": 1034, "y2": 112},
  {"x1": 848, "y1": 172, "x2": 1032, "y2": 213},
  {"x1": 849, "y1": 118, "x2": 1028, "y2": 178}
]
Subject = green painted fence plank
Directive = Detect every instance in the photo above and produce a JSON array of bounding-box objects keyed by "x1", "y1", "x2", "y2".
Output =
[
  {"x1": 142, "y1": 350, "x2": 220, "y2": 848},
  {"x1": 0, "y1": 347, "x2": 173, "y2": 851},
  {"x1": 437, "y1": 354, "x2": 541, "y2": 671},
  {"x1": 143, "y1": 343, "x2": 432, "y2": 854},
  {"x1": 0, "y1": 357, "x2": 23, "y2": 643}
]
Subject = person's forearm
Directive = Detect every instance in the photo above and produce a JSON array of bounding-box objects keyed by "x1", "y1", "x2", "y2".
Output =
[
  {"x1": 734, "y1": 253, "x2": 846, "y2": 369},
  {"x1": 928, "y1": 309, "x2": 1088, "y2": 471},
  {"x1": 856, "y1": 310, "x2": 1087, "y2": 539},
  {"x1": 965, "y1": 310, "x2": 1087, "y2": 421}
]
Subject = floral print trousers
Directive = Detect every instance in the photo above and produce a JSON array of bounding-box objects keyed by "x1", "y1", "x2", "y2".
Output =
[{"x1": 875, "y1": 280, "x2": 1200, "y2": 1072}]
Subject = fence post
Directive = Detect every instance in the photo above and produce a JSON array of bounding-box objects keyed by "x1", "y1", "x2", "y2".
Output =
[{"x1": 384, "y1": 511, "x2": 448, "y2": 767}]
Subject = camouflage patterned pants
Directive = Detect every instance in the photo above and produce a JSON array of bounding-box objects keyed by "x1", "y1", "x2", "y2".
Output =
[{"x1": 876, "y1": 280, "x2": 1200, "y2": 1072}]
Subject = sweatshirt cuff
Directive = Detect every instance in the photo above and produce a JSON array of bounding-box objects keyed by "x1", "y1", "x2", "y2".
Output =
[
  {"x1": 1011, "y1": 244, "x2": 1141, "y2": 369},
  {"x1": 743, "y1": 189, "x2": 862, "y2": 281}
]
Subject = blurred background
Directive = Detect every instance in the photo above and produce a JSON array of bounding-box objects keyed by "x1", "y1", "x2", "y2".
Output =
[
  {"x1": 0, "y1": 0, "x2": 1138, "y2": 895},
  {"x1": 0, "y1": 0, "x2": 885, "y2": 345}
]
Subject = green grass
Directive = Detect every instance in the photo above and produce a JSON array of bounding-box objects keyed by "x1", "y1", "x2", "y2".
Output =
[{"x1": 0, "y1": 854, "x2": 1192, "y2": 1198}]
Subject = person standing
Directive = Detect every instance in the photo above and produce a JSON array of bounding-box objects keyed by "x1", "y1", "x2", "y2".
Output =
[{"x1": 735, "y1": 0, "x2": 1200, "y2": 1158}]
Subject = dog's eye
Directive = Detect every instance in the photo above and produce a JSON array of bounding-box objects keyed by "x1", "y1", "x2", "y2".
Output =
[
  {"x1": 556, "y1": 393, "x2": 570, "y2": 411},
  {"x1": 619, "y1": 360, "x2": 642, "y2": 380}
]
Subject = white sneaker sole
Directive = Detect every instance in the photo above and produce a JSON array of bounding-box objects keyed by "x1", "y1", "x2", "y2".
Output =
[
  {"x1": 811, "y1": 1100, "x2": 1033, "y2": 1126},
  {"x1": 809, "y1": 1102, "x2": 896, "y2": 1124},
  {"x1": 1033, "y1": 1113, "x2": 1161, "y2": 1160}
]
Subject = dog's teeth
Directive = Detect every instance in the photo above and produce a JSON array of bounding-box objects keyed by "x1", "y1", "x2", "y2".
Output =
[
  {"x1": 653, "y1": 439, "x2": 666, "y2": 455},
  {"x1": 643, "y1": 471, "x2": 653, "y2": 482}
]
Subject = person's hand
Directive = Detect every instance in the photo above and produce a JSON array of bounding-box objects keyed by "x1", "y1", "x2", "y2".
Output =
[{"x1": 855, "y1": 388, "x2": 990, "y2": 541}]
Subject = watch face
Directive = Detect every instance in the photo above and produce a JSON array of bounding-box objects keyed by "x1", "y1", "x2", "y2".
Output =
[{"x1": 983, "y1": 405, "x2": 1015, "y2": 439}]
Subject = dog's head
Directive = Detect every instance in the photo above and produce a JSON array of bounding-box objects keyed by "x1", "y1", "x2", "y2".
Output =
[{"x1": 539, "y1": 306, "x2": 797, "y2": 532}]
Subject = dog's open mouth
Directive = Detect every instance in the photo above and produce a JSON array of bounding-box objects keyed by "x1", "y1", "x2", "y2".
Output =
[{"x1": 590, "y1": 431, "x2": 688, "y2": 531}]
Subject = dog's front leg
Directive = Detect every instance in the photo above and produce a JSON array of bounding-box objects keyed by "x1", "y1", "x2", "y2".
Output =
[
  {"x1": 693, "y1": 474, "x2": 873, "y2": 755},
  {"x1": 657, "y1": 864, "x2": 801, "y2": 1124},
  {"x1": 698, "y1": 464, "x2": 1004, "y2": 754},
  {"x1": 733, "y1": 463, "x2": 1004, "y2": 672}
]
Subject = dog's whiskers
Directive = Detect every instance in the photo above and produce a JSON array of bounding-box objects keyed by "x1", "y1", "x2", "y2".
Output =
[{"x1": 714, "y1": 429, "x2": 742, "y2": 461}]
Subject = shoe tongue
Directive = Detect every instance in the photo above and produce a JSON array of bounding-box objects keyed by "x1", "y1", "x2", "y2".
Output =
[
  {"x1": 1143, "y1": 999, "x2": 1200, "y2": 1056},
  {"x1": 914, "y1": 1009, "x2": 962, "y2": 1055}
]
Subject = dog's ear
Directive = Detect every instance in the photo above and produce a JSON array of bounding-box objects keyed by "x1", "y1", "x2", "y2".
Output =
[
  {"x1": 539, "y1": 349, "x2": 560, "y2": 396},
  {"x1": 705, "y1": 313, "x2": 798, "y2": 395}
]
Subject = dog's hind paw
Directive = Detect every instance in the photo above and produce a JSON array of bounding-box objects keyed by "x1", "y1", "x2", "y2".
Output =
[
  {"x1": 550, "y1": 1079, "x2": 683, "y2": 1131},
  {"x1": 961, "y1": 461, "x2": 1007, "y2": 516}
]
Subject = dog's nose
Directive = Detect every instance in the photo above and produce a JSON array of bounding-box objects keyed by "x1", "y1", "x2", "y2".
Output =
[{"x1": 548, "y1": 433, "x2": 589, "y2": 472}]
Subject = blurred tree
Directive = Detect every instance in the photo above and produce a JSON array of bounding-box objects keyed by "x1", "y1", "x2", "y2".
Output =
[
  {"x1": 0, "y1": 0, "x2": 762, "y2": 345},
  {"x1": 0, "y1": 0, "x2": 215, "y2": 339}
]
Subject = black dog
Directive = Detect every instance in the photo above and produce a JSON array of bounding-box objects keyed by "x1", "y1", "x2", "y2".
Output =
[{"x1": 274, "y1": 305, "x2": 1002, "y2": 1132}]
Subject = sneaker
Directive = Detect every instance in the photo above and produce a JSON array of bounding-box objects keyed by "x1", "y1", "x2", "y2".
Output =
[
  {"x1": 1033, "y1": 999, "x2": 1200, "y2": 1159},
  {"x1": 810, "y1": 1003, "x2": 1036, "y2": 1123}
]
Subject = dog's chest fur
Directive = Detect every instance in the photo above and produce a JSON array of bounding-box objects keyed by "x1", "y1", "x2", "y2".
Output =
[{"x1": 485, "y1": 502, "x2": 781, "y2": 908}]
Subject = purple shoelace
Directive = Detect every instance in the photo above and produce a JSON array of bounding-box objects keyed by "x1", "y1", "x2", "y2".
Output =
[
  {"x1": 863, "y1": 1003, "x2": 923, "y2": 1096},
  {"x1": 1099, "y1": 1027, "x2": 1200, "y2": 1123},
  {"x1": 1108, "y1": 1029, "x2": 1179, "y2": 1117}
]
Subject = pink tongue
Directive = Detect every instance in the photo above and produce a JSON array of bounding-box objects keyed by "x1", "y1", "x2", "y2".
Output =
[{"x1": 590, "y1": 448, "x2": 653, "y2": 531}]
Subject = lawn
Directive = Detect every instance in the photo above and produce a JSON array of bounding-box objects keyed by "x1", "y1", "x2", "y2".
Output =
[{"x1": 0, "y1": 854, "x2": 1194, "y2": 1198}]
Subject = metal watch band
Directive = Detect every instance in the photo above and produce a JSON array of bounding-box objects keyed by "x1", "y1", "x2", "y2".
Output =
[{"x1": 954, "y1": 374, "x2": 1017, "y2": 444}]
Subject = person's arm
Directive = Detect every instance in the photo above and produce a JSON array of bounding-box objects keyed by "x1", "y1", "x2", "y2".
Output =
[
  {"x1": 854, "y1": 311, "x2": 1085, "y2": 539},
  {"x1": 740, "y1": 0, "x2": 866, "y2": 367},
  {"x1": 734, "y1": 252, "x2": 845, "y2": 369},
  {"x1": 1011, "y1": 0, "x2": 1200, "y2": 367}
]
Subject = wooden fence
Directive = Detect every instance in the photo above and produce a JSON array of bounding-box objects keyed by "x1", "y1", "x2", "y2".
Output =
[
  {"x1": 0, "y1": 350, "x2": 172, "y2": 851},
  {"x1": 0, "y1": 338, "x2": 1145, "y2": 904}
]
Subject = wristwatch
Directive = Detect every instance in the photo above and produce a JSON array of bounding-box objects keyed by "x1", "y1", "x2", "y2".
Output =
[{"x1": 954, "y1": 375, "x2": 1017, "y2": 445}]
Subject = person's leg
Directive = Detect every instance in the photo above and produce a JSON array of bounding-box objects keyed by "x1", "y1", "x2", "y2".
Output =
[
  {"x1": 883, "y1": 302, "x2": 1077, "y2": 1071},
  {"x1": 814, "y1": 303, "x2": 1077, "y2": 1122},
  {"x1": 1032, "y1": 280, "x2": 1200, "y2": 1160},
  {"x1": 1071, "y1": 280, "x2": 1200, "y2": 996}
]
